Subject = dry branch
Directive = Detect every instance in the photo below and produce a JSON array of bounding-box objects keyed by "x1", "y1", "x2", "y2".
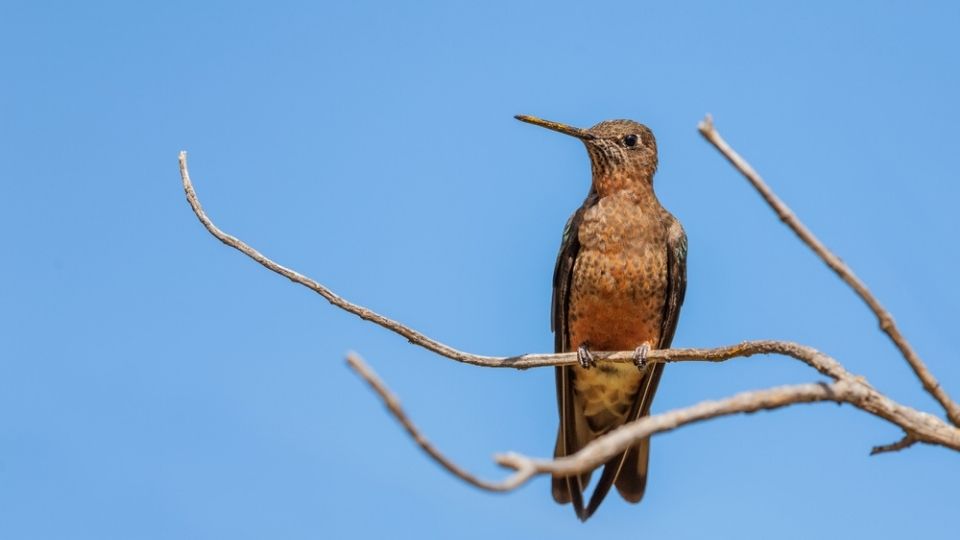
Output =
[
  {"x1": 345, "y1": 353, "x2": 525, "y2": 491},
  {"x1": 342, "y1": 352, "x2": 845, "y2": 492},
  {"x1": 698, "y1": 115, "x2": 960, "y2": 426},
  {"x1": 176, "y1": 157, "x2": 839, "y2": 373},
  {"x1": 179, "y1": 114, "x2": 960, "y2": 498},
  {"x1": 347, "y1": 349, "x2": 958, "y2": 491}
]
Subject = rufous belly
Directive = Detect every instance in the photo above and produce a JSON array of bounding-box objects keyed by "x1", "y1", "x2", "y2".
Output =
[{"x1": 567, "y1": 246, "x2": 666, "y2": 434}]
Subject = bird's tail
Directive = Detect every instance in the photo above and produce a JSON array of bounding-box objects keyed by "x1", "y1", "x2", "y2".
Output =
[{"x1": 581, "y1": 363, "x2": 664, "y2": 520}]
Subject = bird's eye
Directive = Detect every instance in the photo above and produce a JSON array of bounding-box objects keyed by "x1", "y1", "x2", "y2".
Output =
[{"x1": 623, "y1": 134, "x2": 639, "y2": 147}]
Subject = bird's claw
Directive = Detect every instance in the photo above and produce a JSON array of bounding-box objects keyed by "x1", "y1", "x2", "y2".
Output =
[
  {"x1": 633, "y1": 344, "x2": 651, "y2": 371},
  {"x1": 577, "y1": 344, "x2": 597, "y2": 369}
]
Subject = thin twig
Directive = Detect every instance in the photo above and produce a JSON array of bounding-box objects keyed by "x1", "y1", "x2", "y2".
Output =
[
  {"x1": 870, "y1": 434, "x2": 918, "y2": 456},
  {"x1": 345, "y1": 352, "x2": 531, "y2": 492},
  {"x1": 697, "y1": 116, "x2": 960, "y2": 427},
  {"x1": 179, "y1": 152, "x2": 497, "y2": 366}
]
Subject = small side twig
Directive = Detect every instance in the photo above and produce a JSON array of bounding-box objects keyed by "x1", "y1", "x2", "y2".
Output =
[
  {"x1": 698, "y1": 116, "x2": 960, "y2": 427},
  {"x1": 870, "y1": 434, "x2": 918, "y2": 456}
]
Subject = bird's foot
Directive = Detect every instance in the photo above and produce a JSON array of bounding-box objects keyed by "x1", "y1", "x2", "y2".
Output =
[
  {"x1": 633, "y1": 344, "x2": 651, "y2": 371},
  {"x1": 577, "y1": 344, "x2": 597, "y2": 369}
]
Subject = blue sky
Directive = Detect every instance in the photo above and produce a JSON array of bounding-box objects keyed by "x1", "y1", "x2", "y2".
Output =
[{"x1": 2, "y1": 1, "x2": 959, "y2": 538}]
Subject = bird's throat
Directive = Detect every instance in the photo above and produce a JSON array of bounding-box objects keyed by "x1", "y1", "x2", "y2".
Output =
[{"x1": 592, "y1": 172, "x2": 656, "y2": 201}]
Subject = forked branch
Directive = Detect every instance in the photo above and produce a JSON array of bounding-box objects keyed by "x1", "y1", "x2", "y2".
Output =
[
  {"x1": 345, "y1": 351, "x2": 958, "y2": 491},
  {"x1": 698, "y1": 115, "x2": 960, "y2": 426}
]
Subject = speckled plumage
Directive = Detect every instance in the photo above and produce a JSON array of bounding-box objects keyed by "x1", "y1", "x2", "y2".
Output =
[
  {"x1": 518, "y1": 115, "x2": 687, "y2": 521},
  {"x1": 569, "y1": 190, "x2": 670, "y2": 431}
]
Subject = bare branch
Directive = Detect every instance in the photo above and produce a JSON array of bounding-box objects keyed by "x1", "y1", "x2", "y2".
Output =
[
  {"x1": 177, "y1": 156, "x2": 823, "y2": 371},
  {"x1": 870, "y1": 434, "x2": 918, "y2": 456},
  {"x1": 497, "y1": 382, "x2": 851, "y2": 487},
  {"x1": 504, "y1": 375, "x2": 960, "y2": 483},
  {"x1": 179, "y1": 151, "x2": 498, "y2": 367},
  {"x1": 177, "y1": 154, "x2": 847, "y2": 376},
  {"x1": 697, "y1": 116, "x2": 960, "y2": 427},
  {"x1": 348, "y1": 347, "x2": 960, "y2": 492},
  {"x1": 345, "y1": 352, "x2": 529, "y2": 491},
  {"x1": 345, "y1": 352, "x2": 844, "y2": 493}
]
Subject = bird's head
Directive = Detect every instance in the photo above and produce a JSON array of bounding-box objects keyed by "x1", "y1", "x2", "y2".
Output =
[{"x1": 516, "y1": 115, "x2": 658, "y2": 197}]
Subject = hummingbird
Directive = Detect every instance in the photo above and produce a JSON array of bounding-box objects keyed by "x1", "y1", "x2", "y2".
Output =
[{"x1": 516, "y1": 114, "x2": 687, "y2": 521}]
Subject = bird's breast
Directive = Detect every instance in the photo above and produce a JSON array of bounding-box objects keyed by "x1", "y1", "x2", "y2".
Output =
[
  {"x1": 567, "y1": 195, "x2": 669, "y2": 351},
  {"x1": 566, "y1": 194, "x2": 670, "y2": 432}
]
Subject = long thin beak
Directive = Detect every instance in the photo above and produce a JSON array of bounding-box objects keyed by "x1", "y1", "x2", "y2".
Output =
[{"x1": 514, "y1": 114, "x2": 595, "y2": 140}]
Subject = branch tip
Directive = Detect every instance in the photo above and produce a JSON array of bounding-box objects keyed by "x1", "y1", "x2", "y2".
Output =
[
  {"x1": 698, "y1": 113, "x2": 714, "y2": 133},
  {"x1": 870, "y1": 434, "x2": 917, "y2": 456}
]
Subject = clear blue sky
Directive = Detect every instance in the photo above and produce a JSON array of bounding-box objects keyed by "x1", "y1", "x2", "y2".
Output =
[{"x1": 2, "y1": 1, "x2": 958, "y2": 538}]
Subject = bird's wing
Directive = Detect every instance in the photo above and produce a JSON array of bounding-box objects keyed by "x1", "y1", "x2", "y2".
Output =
[
  {"x1": 551, "y1": 190, "x2": 596, "y2": 517},
  {"x1": 657, "y1": 216, "x2": 688, "y2": 350},
  {"x1": 586, "y1": 215, "x2": 688, "y2": 517},
  {"x1": 551, "y1": 190, "x2": 596, "y2": 349}
]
